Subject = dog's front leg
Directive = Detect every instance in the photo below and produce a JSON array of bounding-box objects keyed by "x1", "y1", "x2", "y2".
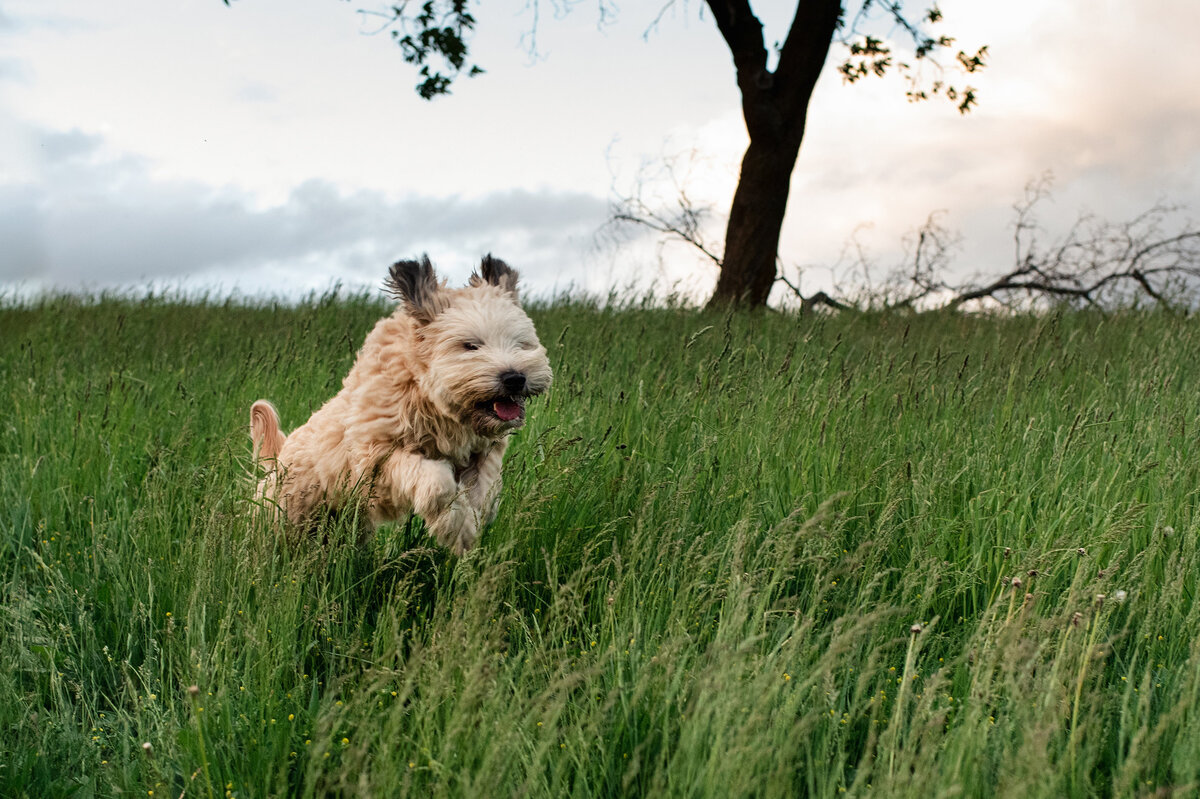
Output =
[
  {"x1": 460, "y1": 439, "x2": 509, "y2": 527},
  {"x1": 383, "y1": 452, "x2": 479, "y2": 554}
]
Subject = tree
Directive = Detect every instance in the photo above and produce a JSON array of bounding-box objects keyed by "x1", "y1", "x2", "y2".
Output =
[
  {"x1": 922, "y1": 177, "x2": 1200, "y2": 313},
  {"x1": 770, "y1": 174, "x2": 1200, "y2": 313},
  {"x1": 704, "y1": 1, "x2": 985, "y2": 308},
  {"x1": 222, "y1": 0, "x2": 986, "y2": 308}
]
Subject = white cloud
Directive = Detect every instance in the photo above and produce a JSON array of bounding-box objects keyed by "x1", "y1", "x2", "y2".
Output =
[{"x1": 0, "y1": 120, "x2": 609, "y2": 296}]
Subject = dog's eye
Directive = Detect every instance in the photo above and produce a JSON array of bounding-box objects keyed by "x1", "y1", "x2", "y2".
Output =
[{"x1": 462, "y1": 342, "x2": 479, "y2": 351}]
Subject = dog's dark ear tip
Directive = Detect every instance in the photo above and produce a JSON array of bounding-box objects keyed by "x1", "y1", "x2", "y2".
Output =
[
  {"x1": 478, "y1": 254, "x2": 520, "y2": 298},
  {"x1": 386, "y1": 255, "x2": 440, "y2": 321}
]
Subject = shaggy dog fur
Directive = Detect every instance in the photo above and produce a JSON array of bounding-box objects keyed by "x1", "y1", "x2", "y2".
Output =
[{"x1": 249, "y1": 255, "x2": 552, "y2": 554}]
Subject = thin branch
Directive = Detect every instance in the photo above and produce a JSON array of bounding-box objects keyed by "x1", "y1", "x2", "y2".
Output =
[
  {"x1": 603, "y1": 149, "x2": 726, "y2": 267},
  {"x1": 777, "y1": 273, "x2": 853, "y2": 314}
]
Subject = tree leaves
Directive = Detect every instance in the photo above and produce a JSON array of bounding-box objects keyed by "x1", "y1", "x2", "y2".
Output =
[
  {"x1": 387, "y1": 0, "x2": 484, "y2": 99},
  {"x1": 837, "y1": 4, "x2": 987, "y2": 114}
]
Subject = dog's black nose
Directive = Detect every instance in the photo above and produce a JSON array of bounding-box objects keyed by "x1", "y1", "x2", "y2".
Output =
[{"x1": 500, "y1": 371, "x2": 527, "y2": 394}]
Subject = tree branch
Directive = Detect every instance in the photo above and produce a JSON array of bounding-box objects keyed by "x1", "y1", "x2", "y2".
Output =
[
  {"x1": 778, "y1": 272, "x2": 853, "y2": 314},
  {"x1": 940, "y1": 183, "x2": 1200, "y2": 312},
  {"x1": 603, "y1": 150, "x2": 725, "y2": 267}
]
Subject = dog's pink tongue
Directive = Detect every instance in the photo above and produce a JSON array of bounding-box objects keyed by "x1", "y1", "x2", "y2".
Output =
[{"x1": 494, "y1": 399, "x2": 521, "y2": 421}]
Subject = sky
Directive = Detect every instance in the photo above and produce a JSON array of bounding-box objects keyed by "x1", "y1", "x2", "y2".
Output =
[{"x1": 1, "y1": 0, "x2": 1198, "y2": 304}]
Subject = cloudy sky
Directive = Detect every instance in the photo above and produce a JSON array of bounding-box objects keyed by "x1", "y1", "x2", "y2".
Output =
[{"x1": 1, "y1": 0, "x2": 1198, "y2": 302}]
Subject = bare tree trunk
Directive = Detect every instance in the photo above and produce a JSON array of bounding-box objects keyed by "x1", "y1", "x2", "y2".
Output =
[
  {"x1": 704, "y1": 0, "x2": 841, "y2": 308},
  {"x1": 710, "y1": 137, "x2": 802, "y2": 306}
]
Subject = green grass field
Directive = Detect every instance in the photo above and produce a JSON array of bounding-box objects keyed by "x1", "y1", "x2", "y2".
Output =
[{"x1": 3, "y1": 294, "x2": 1199, "y2": 798}]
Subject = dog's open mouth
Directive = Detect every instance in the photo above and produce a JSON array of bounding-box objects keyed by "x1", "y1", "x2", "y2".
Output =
[{"x1": 480, "y1": 395, "x2": 526, "y2": 424}]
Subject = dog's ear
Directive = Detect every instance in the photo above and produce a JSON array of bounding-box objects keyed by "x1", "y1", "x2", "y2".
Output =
[
  {"x1": 470, "y1": 254, "x2": 520, "y2": 300},
  {"x1": 385, "y1": 255, "x2": 443, "y2": 323}
]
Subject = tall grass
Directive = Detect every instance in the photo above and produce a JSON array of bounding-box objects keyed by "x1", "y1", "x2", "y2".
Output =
[{"x1": 2, "y1": 293, "x2": 1199, "y2": 797}]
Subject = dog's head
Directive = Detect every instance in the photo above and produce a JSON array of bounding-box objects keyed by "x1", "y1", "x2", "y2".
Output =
[{"x1": 386, "y1": 255, "x2": 553, "y2": 436}]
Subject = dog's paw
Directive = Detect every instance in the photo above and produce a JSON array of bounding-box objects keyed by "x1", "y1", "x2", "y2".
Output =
[
  {"x1": 410, "y1": 460, "x2": 458, "y2": 516},
  {"x1": 427, "y1": 496, "x2": 482, "y2": 555}
]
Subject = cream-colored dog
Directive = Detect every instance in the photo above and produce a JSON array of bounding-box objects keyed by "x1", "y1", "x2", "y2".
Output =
[{"x1": 249, "y1": 255, "x2": 552, "y2": 554}]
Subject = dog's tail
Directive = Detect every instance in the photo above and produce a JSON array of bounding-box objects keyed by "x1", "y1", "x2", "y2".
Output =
[{"x1": 250, "y1": 400, "x2": 287, "y2": 464}]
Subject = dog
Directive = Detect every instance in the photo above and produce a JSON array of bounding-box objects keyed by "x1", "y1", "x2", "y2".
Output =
[{"x1": 249, "y1": 255, "x2": 552, "y2": 554}]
